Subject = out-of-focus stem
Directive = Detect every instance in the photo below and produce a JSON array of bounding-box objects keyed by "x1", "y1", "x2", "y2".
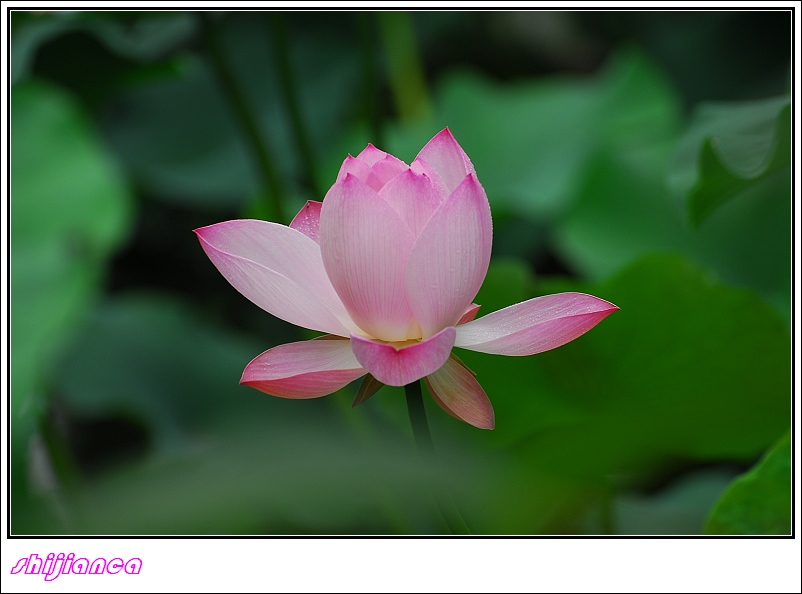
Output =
[
  {"x1": 404, "y1": 379, "x2": 434, "y2": 457},
  {"x1": 357, "y1": 12, "x2": 384, "y2": 148},
  {"x1": 268, "y1": 12, "x2": 322, "y2": 199},
  {"x1": 404, "y1": 380, "x2": 471, "y2": 535},
  {"x1": 39, "y1": 412, "x2": 80, "y2": 494},
  {"x1": 197, "y1": 11, "x2": 287, "y2": 223},
  {"x1": 378, "y1": 11, "x2": 431, "y2": 122}
]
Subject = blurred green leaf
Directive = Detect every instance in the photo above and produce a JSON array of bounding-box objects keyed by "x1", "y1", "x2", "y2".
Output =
[
  {"x1": 100, "y1": 14, "x2": 361, "y2": 209},
  {"x1": 11, "y1": 79, "x2": 132, "y2": 455},
  {"x1": 669, "y1": 95, "x2": 791, "y2": 225},
  {"x1": 77, "y1": 11, "x2": 197, "y2": 61},
  {"x1": 556, "y1": 149, "x2": 791, "y2": 323},
  {"x1": 456, "y1": 255, "x2": 790, "y2": 486},
  {"x1": 455, "y1": 458, "x2": 599, "y2": 535},
  {"x1": 704, "y1": 430, "x2": 791, "y2": 535},
  {"x1": 383, "y1": 48, "x2": 681, "y2": 220},
  {"x1": 63, "y1": 419, "x2": 464, "y2": 535},
  {"x1": 12, "y1": 81, "x2": 132, "y2": 250},
  {"x1": 12, "y1": 11, "x2": 196, "y2": 86},
  {"x1": 12, "y1": 12, "x2": 72, "y2": 85},
  {"x1": 99, "y1": 51, "x2": 256, "y2": 208},
  {"x1": 55, "y1": 293, "x2": 267, "y2": 445},
  {"x1": 11, "y1": 244, "x2": 97, "y2": 447}
]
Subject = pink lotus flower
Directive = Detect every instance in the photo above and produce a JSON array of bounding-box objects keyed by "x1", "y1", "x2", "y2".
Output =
[{"x1": 195, "y1": 129, "x2": 617, "y2": 429}]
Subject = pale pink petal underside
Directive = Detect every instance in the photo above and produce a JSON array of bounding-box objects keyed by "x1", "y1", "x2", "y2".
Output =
[
  {"x1": 424, "y1": 355, "x2": 494, "y2": 429},
  {"x1": 414, "y1": 128, "x2": 476, "y2": 193},
  {"x1": 458, "y1": 304, "x2": 481, "y2": 325},
  {"x1": 379, "y1": 168, "x2": 442, "y2": 237},
  {"x1": 241, "y1": 339, "x2": 365, "y2": 399},
  {"x1": 195, "y1": 220, "x2": 353, "y2": 336},
  {"x1": 319, "y1": 175, "x2": 417, "y2": 342},
  {"x1": 410, "y1": 158, "x2": 450, "y2": 203},
  {"x1": 405, "y1": 175, "x2": 492, "y2": 338},
  {"x1": 454, "y1": 292, "x2": 619, "y2": 355},
  {"x1": 289, "y1": 200, "x2": 323, "y2": 244},
  {"x1": 350, "y1": 327, "x2": 456, "y2": 387}
]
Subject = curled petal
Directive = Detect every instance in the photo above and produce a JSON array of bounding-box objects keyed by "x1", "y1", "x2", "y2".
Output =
[
  {"x1": 379, "y1": 168, "x2": 442, "y2": 237},
  {"x1": 458, "y1": 304, "x2": 481, "y2": 325},
  {"x1": 241, "y1": 339, "x2": 366, "y2": 399},
  {"x1": 350, "y1": 327, "x2": 456, "y2": 387},
  {"x1": 406, "y1": 175, "x2": 492, "y2": 338},
  {"x1": 289, "y1": 200, "x2": 322, "y2": 244},
  {"x1": 424, "y1": 355, "x2": 494, "y2": 429},
  {"x1": 195, "y1": 220, "x2": 354, "y2": 336},
  {"x1": 455, "y1": 292, "x2": 619, "y2": 355},
  {"x1": 320, "y1": 174, "x2": 417, "y2": 341},
  {"x1": 410, "y1": 158, "x2": 450, "y2": 203},
  {"x1": 414, "y1": 128, "x2": 476, "y2": 193}
]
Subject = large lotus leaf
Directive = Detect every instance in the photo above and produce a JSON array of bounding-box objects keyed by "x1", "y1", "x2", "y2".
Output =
[
  {"x1": 54, "y1": 293, "x2": 271, "y2": 446},
  {"x1": 11, "y1": 80, "x2": 132, "y2": 458},
  {"x1": 669, "y1": 95, "x2": 791, "y2": 226},
  {"x1": 556, "y1": 150, "x2": 791, "y2": 323},
  {"x1": 376, "y1": 47, "x2": 681, "y2": 221},
  {"x1": 451, "y1": 255, "x2": 790, "y2": 485},
  {"x1": 704, "y1": 430, "x2": 791, "y2": 535},
  {"x1": 12, "y1": 81, "x2": 132, "y2": 251}
]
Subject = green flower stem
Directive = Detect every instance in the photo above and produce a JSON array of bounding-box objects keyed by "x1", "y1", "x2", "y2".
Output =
[
  {"x1": 357, "y1": 12, "x2": 385, "y2": 148},
  {"x1": 404, "y1": 379, "x2": 434, "y2": 457},
  {"x1": 404, "y1": 380, "x2": 472, "y2": 535},
  {"x1": 197, "y1": 12, "x2": 287, "y2": 223},
  {"x1": 268, "y1": 12, "x2": 322, "y2": 199}
]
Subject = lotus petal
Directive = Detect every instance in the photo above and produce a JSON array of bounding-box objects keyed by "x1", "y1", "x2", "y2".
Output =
[
  {"x1": 289, "y1": 200, "x2": 323, "y2": 244},
  {"x1": 414, "y1": 128, "x2": 476, "y2": 193},
  {"x1": 424, "y1": 355, "x2": 494, "y2": 429},
  {"x1": 350, "y1": 327, "x2": 456, "y2": 386},
  {"x1": 379, "y1": 168, "x2": 442, "y2": 237},
  {"x1": 455, "y1": 292, "x2": 619, "y2": 355},
  {"x1": 406, "y1": 175, "x2": 492, "y2": 338},
  {"x1": 337, "y1": 155, "x2": 384, "y2": 192},
  {"x1": 458, "y1": 304, "x2": 481, "y2": 325},
  {"x1": 195, "y1": 220, "x2": 354, "y2": 336},
  {"x1": 241, "y1": 338, "x2": 366, "y2": 398},
  {"x1": 320, "y1": 175, "x2": 417, "y2": 341}
]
